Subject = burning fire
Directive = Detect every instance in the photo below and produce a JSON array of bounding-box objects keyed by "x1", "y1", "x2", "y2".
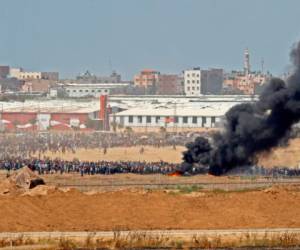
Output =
[{"x1": 168, "y1": 171, "x2": 183, "y2": 177}]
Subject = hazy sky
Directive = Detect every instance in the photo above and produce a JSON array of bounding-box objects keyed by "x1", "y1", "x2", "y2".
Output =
[{"x1": 1, "y1": 0, "x2": 300, "y2": 79}]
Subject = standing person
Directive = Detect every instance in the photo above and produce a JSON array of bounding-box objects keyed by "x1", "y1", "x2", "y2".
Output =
[{"x1": 139, "y1": 147, "x2": 144, "y2": 154}]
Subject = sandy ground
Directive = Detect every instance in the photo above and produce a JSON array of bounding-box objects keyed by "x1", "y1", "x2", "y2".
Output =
[
  {"x1": 39, "y1": 138, "x2": 300, "y2": 168},
  {"x1": 0, "y1": 185, "x2": 300, "y2": 232},
  {"x1": 258, "y1": 138, "x2": 300, "y2": 168},
  {"x1": 40, "y1": 146, "x2": 184, "y2": 163}
]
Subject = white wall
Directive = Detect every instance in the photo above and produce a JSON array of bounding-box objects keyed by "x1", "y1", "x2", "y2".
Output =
[
  {"x1": 113, "y1": 115, "x2": 220, "y2": 128},
  {"x1": 66, "y1": 87, "x2": 110, "y2": 97}
]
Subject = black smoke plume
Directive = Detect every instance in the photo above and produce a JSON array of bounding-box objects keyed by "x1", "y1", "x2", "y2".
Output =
[{"x1": 183, "y1": 42, "x2": 300, "y2": 175}]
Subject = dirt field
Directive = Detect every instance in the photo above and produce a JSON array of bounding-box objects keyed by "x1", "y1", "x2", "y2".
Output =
[
  {"x1": 40, "y1": 146, "x2": 184, "y2": 163},
  {"x1": 39, "y1": 138, "x2": 300, "y2": 168},
  {"x1": 0, "y1": 185, "x2": 300, "y2": 232},
  {"x1": 258, "y1": 138, "x2": 300, "y2": 168}
]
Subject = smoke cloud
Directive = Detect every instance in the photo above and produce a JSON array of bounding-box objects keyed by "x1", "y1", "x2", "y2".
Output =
[{"x1": 183, "y1": 42, "x2": 300, "y2": 175}]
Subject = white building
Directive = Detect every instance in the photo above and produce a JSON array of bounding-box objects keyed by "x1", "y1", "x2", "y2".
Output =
[
  {"x1": 9, "y1": 68, "x2": 23, "y2": 79},
  {"x1": 19, "y1": 71, "x2": 42, "y2": 80},
  {"x1": 184, "y1": 68, "x2": 201, "y2": 96},
  {"x1": 55, "y1": 83, "x2": 130, "y2": 98},
  {"x1": 110, "y1": 107, "x2": 225, "y2": 130}
]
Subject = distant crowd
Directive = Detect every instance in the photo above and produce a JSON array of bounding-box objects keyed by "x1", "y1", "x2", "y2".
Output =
[
  {"x1": 0, "y1": 158, "x2": 181, "y2": 175},
  {"x1": 0, "y1": 157, "x2": 300, "y2": 177},
  {"x1": 0, "y1": 131, "x2": 205, "y2": 159},
  {"x1": 0, "y1": 131, "x2": 300, "y2": 177}
]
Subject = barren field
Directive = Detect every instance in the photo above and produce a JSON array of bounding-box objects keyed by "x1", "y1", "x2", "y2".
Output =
[
  {"x1": 39, "y1": 138, "x2": 300, "y2": 168},
  {"x1": 0, "y1": 185, "x2": 300, "y2": 232},
  {"x1": 40, "y1": 146, "x2": 184, "y2": 163}
]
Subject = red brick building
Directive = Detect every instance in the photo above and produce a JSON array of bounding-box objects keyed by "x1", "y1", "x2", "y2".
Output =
[
  {"x1": 156, "y1": 74, "x2": 183, "y2": 95},
  {"x1": 134, "y1": 69, "x2": 160, "y2": 88}
]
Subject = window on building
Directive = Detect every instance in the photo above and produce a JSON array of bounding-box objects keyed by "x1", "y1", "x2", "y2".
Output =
[
  {"x1": 197, "y1": 87, "x2": 199, "y2": 90},
  {"x1": 128, "y1": 116, "x2": 133, "y2": 123},
  {"x1": 104, "y1": 90, "x2": 108, "y2": 93},
  {"x1": 187, "y1": 80, "x2": 190, "y2": 83},
  {"x1": 98, "y1": 90, "x2": 101, "y2": 92},
  {"x1": 187, "y1": 87, "x2": 190, "y2": 91},
  {"x1": 197, "y1": 80, "x2": 200, "y2": 83},
  {"x1": 192, "y1": 116, "x2": 197, "y2": 124},
  {"x1": 155, "y1": 116, "x2": 160, "y2": 123},
  {"x1": 146, "y1": 116, "x2": 151, "y2": 123},
  {"x1": 192, "y1": 73, "x2": 195, "y2": 77},
  {"x1": 183, "y1": 117, "x2": 188, "y2": 123},
  {"x1": 91, "y1": 90, "x2": 95, "y2": 92},
  {"x1": 85, "y1": 90, "x2": 89, "y2": 92},
  {"x1": 197, "y1": 74, "x2": 200, "y2": 77},
  {"x1": 138, "y1": 116, "x2": 143, "y2": 123},
  {"x1": 73, "y1": 90, "x2": 77, "y2": 92},
  {"x1": 192, "y1": 80, "x2": 195, "y2": 83},
  {"x1": 211, "y1": 117, "x2": 216, "y2": 123},
  {"x1": 187, "y1": 74, "x2": 190, "y2": 77},
  {"x1": 79, "y1": 90, "x2": 83, "y2": 92},
  {"x1": 174, "y1": 116, "x2": 178, "y2": 123},
  {"x1": 192, "y1": 87, "x2": 195, "y2": 90},
  {"x1": 202, "y1": 117, "x2": 206, "y2": 126}
]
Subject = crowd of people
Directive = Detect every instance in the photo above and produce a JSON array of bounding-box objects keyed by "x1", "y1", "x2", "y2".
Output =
[
  {"x1": 0, "y1": 157, "x2": 300, "y2": 177},
  {"x1": 0, "y1": 131, "x2": 300, "y2": 177},
  {"x1": 0, "y1": 157, "x2": 181, "y2": 175},
  {"x1": 0, "y1": 131, "x2": 203, "y2": 159}
]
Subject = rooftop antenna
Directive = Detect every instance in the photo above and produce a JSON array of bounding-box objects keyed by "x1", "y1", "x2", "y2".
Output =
[
  {"x1": 261, "y1": 58, "x2": 264, "y2": 73},
  {"x1": 244, "y1": 48, "x2": 250, "y2": 75}
]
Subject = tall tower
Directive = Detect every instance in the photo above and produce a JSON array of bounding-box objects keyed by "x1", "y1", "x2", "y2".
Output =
[{"x1": 244, "y1": 48, "x2": 251, "y2": 75}]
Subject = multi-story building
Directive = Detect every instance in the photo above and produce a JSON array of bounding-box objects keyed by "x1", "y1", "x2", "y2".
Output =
[
  {"x1": 76, "y1": 70, "x2": 121, "y2": 83},
  {"x1": 19, "y1": 71, "x2": 42, "y2": 80},
  {"x1": 9, "y1": 68, "x2": 23, "y2": 79},
  {"x1": 184, "y1": 68, "x2": 201, "y2": 96},
  {"x1": 9, "y1": 68, "x2": 59, "y2": 81},
  {"x1": 0, "y1": 78, "x2": 24, "y2": 92},
  {"x1": 51, "y1": 83, "x2": 130, "y2": 98},
  {"x1": 134, "y1": 69, "x2": 160, "y2": 88},
  {"x1": 0, "y1": 66, "x2": 10, "y2": 79},
  {"x1": 200, "y1": 68, "x2": 223, "y2": 94},
  {"x1": 224, "y1": 72, "x2": 270, "y2": 95},
  {"x1": 21, "y1": 79, "x2": 57, "y2": 93},
  {"x1": 184, "y1": 68, "x2": 223, "y2": 96},
  {"x1": 223, "y1": 49, "x2": 271, "y2": 95},
  {"x1": 156, "y1": 74, "x2": 184, "y2": 95},
  {"x1": 41, "y1": 72, "x2": 59, "y2": 81}
]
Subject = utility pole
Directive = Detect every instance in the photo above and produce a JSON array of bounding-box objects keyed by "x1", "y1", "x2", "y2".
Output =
[{"x1": 173, "y1": 102, "x2": 177, "y2": 134}]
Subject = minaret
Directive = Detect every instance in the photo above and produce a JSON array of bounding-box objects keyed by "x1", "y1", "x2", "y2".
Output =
[{"x1": 244, "y1": 48, "x2": 250, "y2": 75}]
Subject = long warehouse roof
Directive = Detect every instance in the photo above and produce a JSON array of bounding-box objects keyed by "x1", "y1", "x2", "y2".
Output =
[{"x1": 113, "y1": 107, "x2": 227, "y2": 117}]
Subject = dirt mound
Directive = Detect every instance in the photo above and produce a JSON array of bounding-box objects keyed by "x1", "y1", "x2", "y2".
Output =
[
  {"x1": 0, "y1": 167, "x2": 45, "y2": 195},
  {"x1": 0, "y1": 185, "x2": 299, "y2": 232},
  {"x1": 21, "y1": 185, "x2": 59, "y2": 196}
]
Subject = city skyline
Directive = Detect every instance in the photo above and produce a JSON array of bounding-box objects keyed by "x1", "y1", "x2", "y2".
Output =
[{"x1": 1, "y1": 0, "x2": 300, "y2": 79}]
